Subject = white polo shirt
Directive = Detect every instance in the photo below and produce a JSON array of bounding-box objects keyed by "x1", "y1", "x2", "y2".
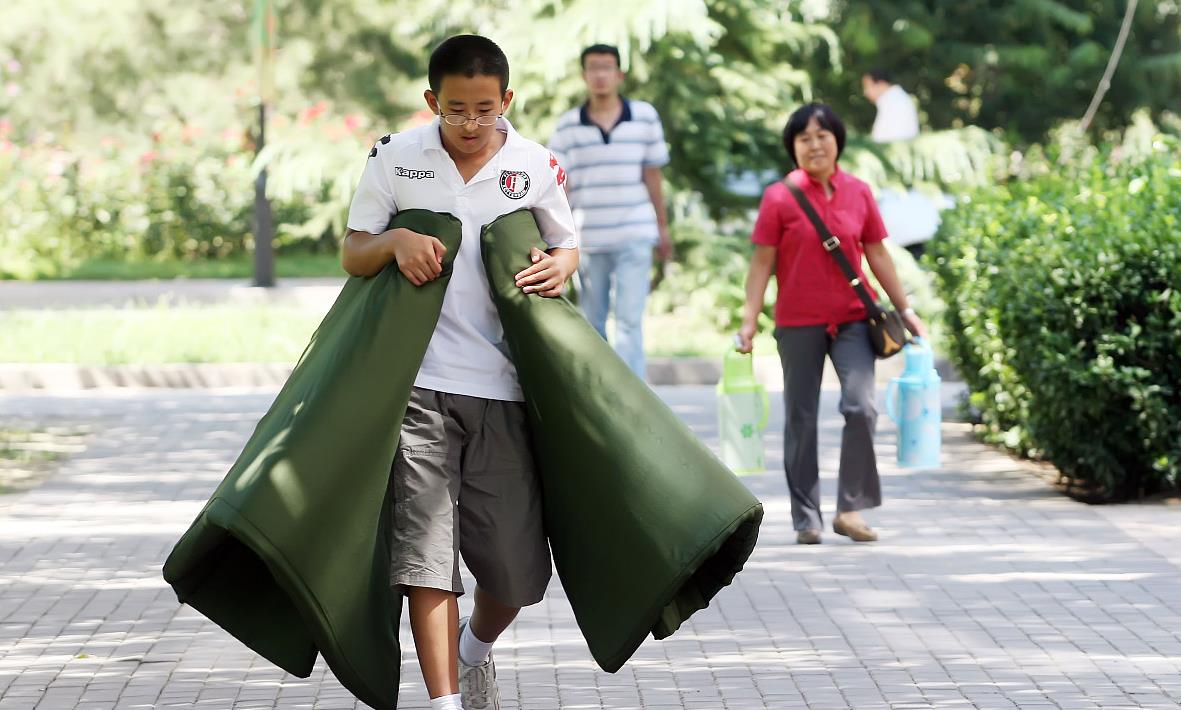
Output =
[
  {"x1": 548, "y1": 98, "x2": 669, "y2": 252},
  {"x1": 871, "y1": 85, "x2": 920, "y2": 143},
  {"x1": 346, "y1": 117, "x2": 577, "y2": 402}
]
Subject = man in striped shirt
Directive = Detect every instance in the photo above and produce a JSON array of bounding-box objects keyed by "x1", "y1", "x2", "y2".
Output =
[{"x1": 548, "y1": 44, "x2": 672, "y2": 378}]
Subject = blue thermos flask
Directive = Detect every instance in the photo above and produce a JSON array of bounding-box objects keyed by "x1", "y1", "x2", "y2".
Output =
[{"x1": 885, "y1": 339, "x2": 942, "y2": 468}]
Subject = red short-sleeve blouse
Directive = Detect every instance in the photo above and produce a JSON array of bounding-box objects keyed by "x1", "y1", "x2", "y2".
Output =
[{"x1": 750, "y1": 166, "x2": 887, "y2": 332}]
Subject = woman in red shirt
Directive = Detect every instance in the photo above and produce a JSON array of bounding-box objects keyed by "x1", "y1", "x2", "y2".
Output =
[{"x1": 736, "y1": 103, "x2": 927, "y2": 545}]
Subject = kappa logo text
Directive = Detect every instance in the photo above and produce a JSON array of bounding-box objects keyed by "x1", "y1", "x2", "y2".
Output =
[{"x1": 395, "y1": 167, "x2": 436, "y2": 180}]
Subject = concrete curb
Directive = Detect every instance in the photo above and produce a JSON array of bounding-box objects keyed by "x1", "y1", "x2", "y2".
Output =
[
  {"x1": 0, "y1": 356, "x2": 961, "y2": 392},
  {"x1": 0, "y1": 363, "x2": 296, "y2": 392}
]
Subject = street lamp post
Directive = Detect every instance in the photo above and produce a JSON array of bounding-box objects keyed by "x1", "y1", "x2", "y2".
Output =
[{"x1": 252, "y1": 0, "x2": 276, "y2": 287}]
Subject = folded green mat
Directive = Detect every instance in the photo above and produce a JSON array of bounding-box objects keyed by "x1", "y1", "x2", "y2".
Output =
[
  {"x1": 482, "y1": 209, "x2": 763, "y2": 671},
  {"x1": 163, "y1": 208, "x2": 763, "y2": 709}
]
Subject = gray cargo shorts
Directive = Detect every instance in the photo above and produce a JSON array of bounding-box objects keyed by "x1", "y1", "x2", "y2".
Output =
[{"x1": 389, "y1": 387, "x2": 551, "y2": 608}]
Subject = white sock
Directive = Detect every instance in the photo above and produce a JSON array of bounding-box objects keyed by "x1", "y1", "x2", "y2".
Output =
[
  {"x1": 459, "y1": 622, "x2": 495, "y2": 666},
  {"x1": 430, "y1": 693, "x2": 463, "y2": 710}
]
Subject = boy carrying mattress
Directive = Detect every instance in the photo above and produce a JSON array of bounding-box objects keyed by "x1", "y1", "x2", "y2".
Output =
[
  {"x1": 164, "y1": 30, "x2": 763, "y2": 710},
  {"x1": 341, "y1": 34, "x2": 577, "y2": 710}
]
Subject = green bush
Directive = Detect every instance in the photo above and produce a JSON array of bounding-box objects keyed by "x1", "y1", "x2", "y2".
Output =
[
  {"x1": 0, "y1": 127, "x2": 255, "y2": 278},
  {"x1": 930, "y1": 137, "x2": 1181, "y2": 499},
  {"x1": 0, "y1": 107, "x2": 369, "y2": 279}
]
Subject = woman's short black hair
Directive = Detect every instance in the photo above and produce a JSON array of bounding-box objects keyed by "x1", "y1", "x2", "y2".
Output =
[
  {"x1": 782, "y1": 103, "x2": 846, "y2": 168},
  {"x1": 428, "y1": 35, "x2": 510, "y2": 94},
  {"x1": 580, "y1": 44, "x2": 621, "y2": 69}
]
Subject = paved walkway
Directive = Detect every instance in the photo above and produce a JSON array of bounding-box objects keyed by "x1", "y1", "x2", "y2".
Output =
[{"x1": 1, "y1": 387, "x2": 1179, "y2": 709}]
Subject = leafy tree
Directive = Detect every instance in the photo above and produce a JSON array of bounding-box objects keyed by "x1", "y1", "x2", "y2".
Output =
[
  {"x1": 7, "y1": 0, "x2": 1165, "y2": 266},
  {"x1": 387, "y1": 0, "x2": 838, "y2": 216},
  {"x1": 0, "y1": 1, "x2": 254, "y2": 137},
  {"x1": 808, "y1": 0, "x2": 1181, "y2": 141}
]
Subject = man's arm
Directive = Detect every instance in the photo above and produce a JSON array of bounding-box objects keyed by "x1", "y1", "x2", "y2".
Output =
[{"x1": 642, "y1": 166, "x2": 673, "y2": 261}]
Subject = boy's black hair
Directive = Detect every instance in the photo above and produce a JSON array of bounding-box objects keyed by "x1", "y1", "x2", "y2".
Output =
[
  {"x1": 863, "y1": 68, "x2": 894, "y2": 84},
  {"x1": 580, "y1": 44, "x2": 621, "y2": 69},
  {"x1": 782, "y1": 103, "x2": 847, "y2": 167},
  {"x1": 428, "y1": 35, "x2": 510, "y2": 94}
]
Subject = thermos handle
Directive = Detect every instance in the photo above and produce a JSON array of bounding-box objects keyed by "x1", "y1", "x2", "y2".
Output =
[{"x1": 886, "y1": 379, "x2": 900, "y2": 423}]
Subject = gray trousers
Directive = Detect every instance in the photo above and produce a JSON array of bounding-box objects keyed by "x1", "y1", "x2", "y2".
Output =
[{"x1": 775, "y1": 321, "x2": 882, "y2": 531}]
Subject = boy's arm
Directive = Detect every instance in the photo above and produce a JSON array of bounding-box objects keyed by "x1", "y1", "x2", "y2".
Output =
[
  {"x1": 547, "y1": 247, "x2": 578, "y2": 273},
  {"x1": 341, "y1": 136, "x2": 446, "y2": 285},
  {"x1": 515, "y1": 246, "x2": 578, "y2": 298},
  {"x1": 342, "y1": 227, "x2": 447, "y2": 285},
  {"x1": 521, "y1": 150, "x2": 578, "y2": 298},
  {"x1": 341, "y1": 229, "x2": 396, "y2": 278}
]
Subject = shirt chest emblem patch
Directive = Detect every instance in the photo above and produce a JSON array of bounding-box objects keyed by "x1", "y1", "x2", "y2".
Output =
[{"x1": 499, "y1": 170, "x2": 530, "y2": 199}]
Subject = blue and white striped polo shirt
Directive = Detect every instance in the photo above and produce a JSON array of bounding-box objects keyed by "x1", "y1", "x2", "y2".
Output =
[{"x1": 548, "y1": 98, "x2": 669, "y2": 252}]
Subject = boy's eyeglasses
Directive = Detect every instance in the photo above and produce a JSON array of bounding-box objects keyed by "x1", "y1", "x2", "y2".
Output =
[{"x1": 440, "y1": 113, "x2": 501, "y2": 127}]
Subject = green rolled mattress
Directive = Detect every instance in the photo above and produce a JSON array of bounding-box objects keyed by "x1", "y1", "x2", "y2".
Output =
[
  {"x1": 162, "y1": 209, "x2": 461, "y2": 710},
  {"x1": 162, "y1": 207, "x2": 763, "y2": 709},
  {"x1": 481, "y1": 209, "x2": 763, "y2": 672}
]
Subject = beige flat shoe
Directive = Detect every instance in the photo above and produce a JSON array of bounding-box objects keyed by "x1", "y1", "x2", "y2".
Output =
[
  {"x1": 796, "y1": 529, "x2": 822, "y2": 545},
  {"x1": 832, "y1": 517, "x2": 878, "y2": 542}
]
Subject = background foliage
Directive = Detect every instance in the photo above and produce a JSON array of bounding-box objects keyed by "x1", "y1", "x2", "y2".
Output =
[
  {"x1": 807, "y1": 0, "x2": 1181, "y2": 140},
  {"x1": 6, "y1": 0, "x2": 1179, "y2": 272},
  {"x1": 5, "y1": 0, "x2": 1180, "y2": 497}
]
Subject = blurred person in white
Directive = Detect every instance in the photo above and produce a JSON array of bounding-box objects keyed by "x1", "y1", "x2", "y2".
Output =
[
  {"x1": 862, "y1": 68, "x2": 920, "y2": 142},
  {"x1": 861, "y1": 68, "x2": 943, "y2": 262}
]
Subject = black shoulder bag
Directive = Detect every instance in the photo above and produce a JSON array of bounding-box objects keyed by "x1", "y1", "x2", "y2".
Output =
[{"x1": 784, "y1": 179, "x2": 909, "y2": 359}]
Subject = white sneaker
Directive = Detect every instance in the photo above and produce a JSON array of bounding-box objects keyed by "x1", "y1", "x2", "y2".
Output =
[{"x1": 458, "y1": 616, "x2": 500, "y2": 710}]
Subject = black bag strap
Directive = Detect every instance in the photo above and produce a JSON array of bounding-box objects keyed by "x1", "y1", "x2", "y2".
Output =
[{"x1": 784, "y1": 179, "x2": 882, "y2": 317}]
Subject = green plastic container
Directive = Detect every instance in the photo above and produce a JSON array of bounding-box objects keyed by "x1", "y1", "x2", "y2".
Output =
[{"x1": 716, "y1": 348, "x2": 770, "y2": 475}]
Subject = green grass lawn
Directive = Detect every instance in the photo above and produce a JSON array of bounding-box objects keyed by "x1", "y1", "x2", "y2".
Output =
[
  {"x1": 44, "y1": 253, "x2": 344, "y2": 280},
  {"x1": 0, "y1": 306, "x2": 325, "y2": 364},
  {"x1": 0, "y1": 304, "x2": 773, "y2": 364}
]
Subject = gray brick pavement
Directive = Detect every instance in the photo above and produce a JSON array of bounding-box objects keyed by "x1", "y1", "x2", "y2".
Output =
[{"x1": 0, "y1": 387, "x2": 1178, "y2": 709}]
